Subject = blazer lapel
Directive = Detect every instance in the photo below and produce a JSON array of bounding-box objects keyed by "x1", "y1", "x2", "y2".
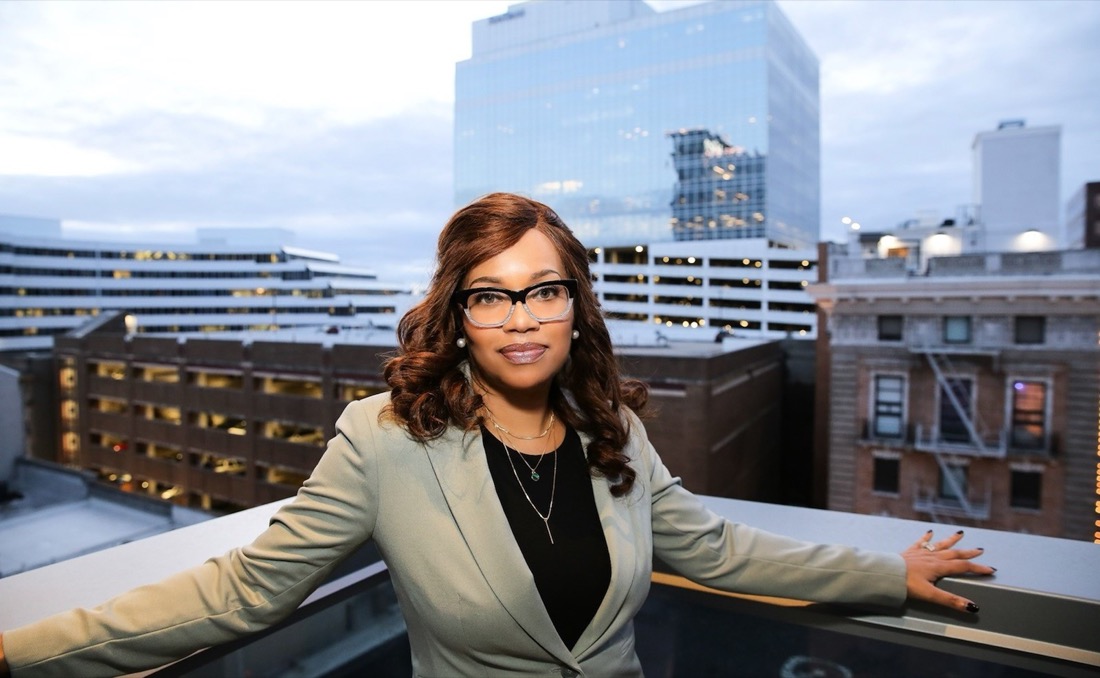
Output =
[
  {"x1": 424, "y1": 425, "x2": 578, "y2": 667},
  {"x1": 571, "y1": 429, "x2": 640, "y2": 660}
]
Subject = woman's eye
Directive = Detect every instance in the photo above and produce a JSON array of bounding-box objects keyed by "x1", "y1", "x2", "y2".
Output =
[
  {"x1": 532, "y1": 285, "x2": 562, "y2": 301},
  {"x1": 471, "y1": 291, "x2": 507, "y2": 306}
]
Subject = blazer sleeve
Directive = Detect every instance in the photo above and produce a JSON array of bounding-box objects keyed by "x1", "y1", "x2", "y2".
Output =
[
  {"x1": 4, "y1": 398, "x2": 383, "y2": 678},
  {"x1": 632, "y1": 413, "x2": 908, "y2": 609}
]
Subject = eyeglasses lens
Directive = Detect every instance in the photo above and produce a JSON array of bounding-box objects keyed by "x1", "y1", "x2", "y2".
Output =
[{"x1": 467, "y1": 283, "x2": 571, "y2": 326}]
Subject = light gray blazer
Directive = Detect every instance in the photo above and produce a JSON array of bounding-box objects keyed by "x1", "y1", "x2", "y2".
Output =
[{"x1": 5, "y1": 393, "x2": 907, "y2": 677}]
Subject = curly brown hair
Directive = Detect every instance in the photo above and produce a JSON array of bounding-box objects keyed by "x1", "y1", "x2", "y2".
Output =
[{"x1": 382, "y1": 192, "x2": 647, "y2": 496}]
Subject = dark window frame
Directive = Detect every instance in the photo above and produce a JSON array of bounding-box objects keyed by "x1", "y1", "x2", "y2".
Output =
[
  {"x1": 1009, "y1": 470, "x2": 1042, "y2": 510},
  {"x1": 938, "y1": 377, "x2": 974, "y2": 444},
  {"x1": 938, "y1": 463, "x2": 969, "y2": 502},
  {"x1": 1014, "y1": 316, "x2": 1046, "y2": 344},
  {"x1": 878, "y1": 315, "x2": 903, "y2": 341},
  {"x1": 872, "y1": 456, "x2": 900, "y2": 494}
]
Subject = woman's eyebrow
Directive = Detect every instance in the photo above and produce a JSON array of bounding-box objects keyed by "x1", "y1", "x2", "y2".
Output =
[{"x1": 466, "y1": 269, "x2": 562, "y2": 287}]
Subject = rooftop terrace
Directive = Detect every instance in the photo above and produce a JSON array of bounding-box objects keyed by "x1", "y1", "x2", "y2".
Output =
[{"x1": 1, "y1": 496, "x2": 1096, "y2": 677}]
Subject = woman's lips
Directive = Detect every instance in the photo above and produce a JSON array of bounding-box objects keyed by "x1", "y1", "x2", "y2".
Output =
[{"x1": 499, "y1": 343, "x2": 548, "y2": 364}]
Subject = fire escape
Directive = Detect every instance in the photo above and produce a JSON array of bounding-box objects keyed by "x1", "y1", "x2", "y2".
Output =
[{"x1": 909, "y1": 344, "x2": 1001, "y2": 522}]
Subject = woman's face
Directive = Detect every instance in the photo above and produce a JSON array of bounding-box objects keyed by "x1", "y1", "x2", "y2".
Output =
[{"x1": 459, "y1": 228, "x2": 575, "y2": 400}]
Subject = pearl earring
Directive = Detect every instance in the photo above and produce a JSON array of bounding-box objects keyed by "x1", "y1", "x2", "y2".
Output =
[
  {"x1": 456, "y1": 337, "x2": 467, "y2": 348},
  {"x1": 571, "y1": 330, "x2": 580, "y2": 340}
]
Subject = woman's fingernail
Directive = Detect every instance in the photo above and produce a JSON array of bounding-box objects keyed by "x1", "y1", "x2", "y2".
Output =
[
  {"x1": 925, "y1": 529, "x2": 934, "y2": 534},
  {"x1": 990, "y1": 567, "x2": 997, "y2": 573},
  {"x1": 976, "y1": 547, "x2": 984, "y2": 551},
  {"x1": 965, "y1": 602, "x2": 980, "y2": 614},
  {"x1": 956, "y1": 530, "x2": 964, "y2": 535}
]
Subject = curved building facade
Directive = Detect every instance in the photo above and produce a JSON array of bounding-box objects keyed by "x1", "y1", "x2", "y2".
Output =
[{"x1": 0, "y1": 217, "x2": 416, "y2": 352}]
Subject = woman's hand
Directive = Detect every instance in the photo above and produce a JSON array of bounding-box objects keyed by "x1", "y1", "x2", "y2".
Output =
[{"x1": 902, "y1": 529, "x2": 995, "y2": 614}]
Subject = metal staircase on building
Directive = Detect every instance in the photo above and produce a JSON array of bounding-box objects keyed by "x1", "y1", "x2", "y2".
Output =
[{"x1": 912, "y1": 346, "x2": 998, "y2": 522}]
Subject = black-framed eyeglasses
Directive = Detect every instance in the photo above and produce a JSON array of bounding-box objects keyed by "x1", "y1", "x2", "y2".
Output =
[{"x1": 452, "y1": 279, "x2": 578, "y2": 328}]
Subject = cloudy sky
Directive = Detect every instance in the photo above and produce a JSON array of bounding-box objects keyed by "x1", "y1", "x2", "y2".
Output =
[{"x1": 2, "y1": 0, "x2": 1097, "y2": 282}]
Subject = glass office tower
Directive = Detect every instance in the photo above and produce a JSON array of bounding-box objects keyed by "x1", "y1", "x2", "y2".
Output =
[{"x1": 455, "y1": 0, "x2": 819, "y2": 248}]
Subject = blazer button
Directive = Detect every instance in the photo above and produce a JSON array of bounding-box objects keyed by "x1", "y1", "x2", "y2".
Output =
[{"x1": 559, "y1": 669, "x2": 579, "y2": 678}]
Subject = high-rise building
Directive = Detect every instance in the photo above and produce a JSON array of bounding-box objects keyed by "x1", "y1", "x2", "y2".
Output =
[
  {"x1": 0, "y1": 215, "x2": 416, "y2": 353},
  {"x1": 971, "y1": 120, "x2": 1061, "y2": 252},
  {"x1": 593, "y1": 239, "x2": 818, "y2": 337},
  {"x1": 455, "y1": 0, "x2": 819, "y2": 249}
]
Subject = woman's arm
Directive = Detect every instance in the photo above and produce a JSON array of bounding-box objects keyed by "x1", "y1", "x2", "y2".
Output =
[
  {"x1": 632, "y1": 412, "x2": 993, "y2": 611},
  {"x1": 1, "y1": 398, "x2": 383, "y2": 677}
]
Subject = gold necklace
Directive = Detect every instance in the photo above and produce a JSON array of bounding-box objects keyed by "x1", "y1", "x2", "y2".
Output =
[
  {"x1": 500, "y1": 435, "x2": 558, "y2": 544},
  {"x1": 503, "y1": 431, "x2": 548, "y2": 481},
  {"x1": 485, "y1": 408, "x2": 555, "y2": 441}
]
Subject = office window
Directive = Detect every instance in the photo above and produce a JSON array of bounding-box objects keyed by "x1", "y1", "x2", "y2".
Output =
[
  {"x1": 1014, "y1": 316, "x2": 1045, "y2": 344},
  {"x1": 938, "y1": 463, "x2": 968, "y2": 502},
  {"x1": 873, "y1": 375, "x2": 905, "y2": 438},
  {"x1": 938, "y1": 377, "x2": 974, "y2": 444},
  {"x1": 878, "y1": 315, "x2": 903, "y2": 341},
  {"x1": 943, "y1": 316, "x2": 972, "y2": 344},
  {"x1": 1010, "y1": 470, "x2": 1042, "y2": 509},
  {"x1": 872, "y1": 456, "x2": 900, "y2": 494},
  {"x1": 1010, "y1": 381, "x2": 1047, "y2": 449}
]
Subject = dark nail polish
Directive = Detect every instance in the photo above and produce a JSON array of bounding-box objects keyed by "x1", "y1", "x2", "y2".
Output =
[
  {"x1": 925, "y1": 529, "x2": 934, "y2": 534},
  {"x1": 990, "y1": 567, "x2": 998, "y2": 573},
  {"x1": 976, "y1": 547, "x2": 984, "y2": 551},
  {"x1": 956, "y1": 530, "x2": 964, "y2": 535},
  {"x1": 965, "y1": 602, "x2": 980, "y2": 614}
]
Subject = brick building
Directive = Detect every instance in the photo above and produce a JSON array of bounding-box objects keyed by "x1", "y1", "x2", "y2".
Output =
[
  {"x1": 51, "y1": 313, "x2": 794, "y2": 513},
  {"x1": 809, "y1": 247, "x2": 1100, "y2": 541}
]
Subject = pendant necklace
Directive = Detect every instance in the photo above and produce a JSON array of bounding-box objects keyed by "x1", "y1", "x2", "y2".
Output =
[
  {"x1": 485, "y1": 408, "x2": 554, "y2": 481},
  {"x1": 515, "y1": 447, "x2": 547, "y2": 481},
  {"x1": 500, "y1": 435, "x2": 558, "y2": 544}
]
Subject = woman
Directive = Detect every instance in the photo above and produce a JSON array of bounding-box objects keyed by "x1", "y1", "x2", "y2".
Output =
[{"x1": 0, "y1": 193, "x2": 992, "y2": 677}]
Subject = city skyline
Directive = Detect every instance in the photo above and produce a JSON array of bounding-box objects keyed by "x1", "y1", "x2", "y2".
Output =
[{"x1": 2, "y1": 0, "x2": 1097, "y2": 282}]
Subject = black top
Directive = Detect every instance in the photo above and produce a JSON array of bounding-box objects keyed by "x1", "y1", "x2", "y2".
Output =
[{"x1": 481, "y1": 424, "x2": 611, "y2": 650}]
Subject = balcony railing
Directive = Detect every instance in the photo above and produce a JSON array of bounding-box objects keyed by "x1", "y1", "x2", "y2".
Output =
[
  {"x1": 914, "y1": 424, "x2": 1007, "y2": 458},
  {"x1": 1, "y1": 496, "x2": 1097, "y2": 677},
  {"x1": 912, "y1": 482, "x2": 994, "y2": 521},
  {"x1": 861, "y1": 421, "x2": 1058, "y2": 460}
]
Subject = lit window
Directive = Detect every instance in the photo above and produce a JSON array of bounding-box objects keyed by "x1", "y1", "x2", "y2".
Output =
[{"x1": 1010, "y1": 381, "x2": 1046, "y2": 449}]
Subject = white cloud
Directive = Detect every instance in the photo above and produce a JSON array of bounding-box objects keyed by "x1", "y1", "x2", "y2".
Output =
[
  {"x1": 2, "y1": 1, "x2": 512, "y2": 128},
  {"x1": 0, "y1": 135, "x2": 136, "y2": 176},
  {"x1": 1, "y1": 0, "x2": 1097, "y2": 265}
]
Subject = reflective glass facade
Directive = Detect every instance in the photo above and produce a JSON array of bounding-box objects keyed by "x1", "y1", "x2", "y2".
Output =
[{"x1": 455, "y1": 0, "x2": 819, "y2": 248}]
